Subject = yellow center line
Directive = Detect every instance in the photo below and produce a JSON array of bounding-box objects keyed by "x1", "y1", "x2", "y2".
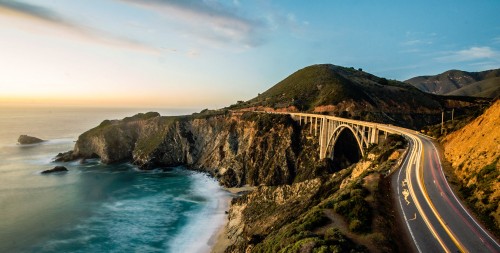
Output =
[
  {"x1": 416, "y1": 138, "x2": 468, "y2": 253},
  {"x1": 404, "y1": 135, "x2": 451, "y2": 253}
]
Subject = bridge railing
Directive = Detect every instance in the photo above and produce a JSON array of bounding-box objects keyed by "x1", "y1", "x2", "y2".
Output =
[{"x1": 256, "y1": 110, "x2": 399, "y2": 135}]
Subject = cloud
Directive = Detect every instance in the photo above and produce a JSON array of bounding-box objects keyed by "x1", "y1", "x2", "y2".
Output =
[
  {"x1": 0, "y1": 0, "x2": 158, "y2": 53},
  {"x1": 0, "y1": 0, "x2": 66, "y2": 24},
  {"x1": 400, "y1": 31, "x2": 438, "y2": 55},
  {"x1": 493, "y1": 36, "x2": 500, "y2": 44},
  {"x1": 117, "y1": 0, "x2": 266, "y2": 48},
  {"x1": 436, "y1": 46, "x2": 499, "y2": 62},
  {"x1": 402, "y1": 39, "x2": 432, "y2": 46}
]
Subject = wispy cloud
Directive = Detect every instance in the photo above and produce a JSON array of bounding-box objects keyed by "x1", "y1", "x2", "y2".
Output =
[
  {"x1": 401, "y1": 31, "x2": 436, "y2": 49},
  {"x1": 0, "y1": 0, "x2": 66, "y2": 24},
  {"x1": 402, "y1": 39, "x2": 432, "y2": 46},
  {"x1": 493, "y1": 36, "x2": 500, "y2": 44},
  {"x1": 117, "y1": 0, "x2": 266, "y2": 48},
  {"x1": 0, "y1": 0, "x2": 158, "y2": 53},
  {"x1": 436, "y1": 46, "x2": 499, "y2": 62}
]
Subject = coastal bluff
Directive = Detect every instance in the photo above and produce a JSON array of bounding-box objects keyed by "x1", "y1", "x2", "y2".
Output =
[
  {"x1": 56, "y1": 111, "x2": 330, "y2": 187},
  {"x1": 54, "y1": 111, "x2": 408, "y2": 251}
]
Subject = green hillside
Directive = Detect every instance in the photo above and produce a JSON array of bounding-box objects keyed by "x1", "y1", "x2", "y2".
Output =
[
  {"x1": 226, "y1": 64, "x2": 489, "y2": 129},
  {"x1": 446, "y1": 77, "x2": 500, "y2": 98},
  {"x1": 233, "y1": 64, "x2": 437, "y2": 111}
]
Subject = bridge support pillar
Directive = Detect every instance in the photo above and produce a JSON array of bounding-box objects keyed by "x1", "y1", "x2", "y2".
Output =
[
  {"x1": 319, "y1": 117, "x2": 328, "y2": 159},
  {"x1": 370, "y1": 127, "x2": 379, "y2": 144}
]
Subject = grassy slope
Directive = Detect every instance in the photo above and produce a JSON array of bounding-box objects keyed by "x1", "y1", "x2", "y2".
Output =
[
  {"x1": 446, "y1": 76, "x2": 500, "y2": 98},
  {"x1": 240, "y1": 64, "x2": 372, "y2": 111},
  {"x1": 235, "y1": 64, "x2": 440, "y2": 112}
]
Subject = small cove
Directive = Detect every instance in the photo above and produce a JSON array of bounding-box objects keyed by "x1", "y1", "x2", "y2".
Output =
[{"x1": 0, "y1": 107, "x2": 227, "y2": 253}]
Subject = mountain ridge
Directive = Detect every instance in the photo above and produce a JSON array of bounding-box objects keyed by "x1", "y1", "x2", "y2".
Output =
[
  {"x1": 229, "y1": 64, "x2": 488, "y2": 129},
  {"x1": 405, "y1": 68, "x2": 500, "y2": 98}
]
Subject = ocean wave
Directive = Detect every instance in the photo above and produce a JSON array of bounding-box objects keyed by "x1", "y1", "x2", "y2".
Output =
[
  {"x1": 25, "y1": 168, "x2": 229, "y2": 253},
  {"x1": 167, "y1": 172, "x2": 230, "y2": 253}
]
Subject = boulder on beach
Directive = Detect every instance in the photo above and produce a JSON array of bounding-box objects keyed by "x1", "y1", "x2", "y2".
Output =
[
  {"x1": 18, "y1": 135, "x2": 45, "y2": 145},
  {"x1": 41, "y1": 166, "x2": 68, "y2": 174}
]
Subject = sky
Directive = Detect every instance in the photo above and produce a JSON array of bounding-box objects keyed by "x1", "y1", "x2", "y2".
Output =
[{"x1": 1, "y1": 0, "x2": 499, "y2": 108}]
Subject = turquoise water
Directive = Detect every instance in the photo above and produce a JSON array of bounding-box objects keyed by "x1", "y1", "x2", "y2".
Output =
[{"x1": 0, "y1": 107, "x2": 228, "y2": 252}]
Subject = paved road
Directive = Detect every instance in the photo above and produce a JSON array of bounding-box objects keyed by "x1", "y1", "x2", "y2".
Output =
[
  {"x1": 388, "y1": 127, "x2": 500, "y2": 253},
  {"x1": 261, "y1": 111, "x2": 499, "y2": 252}
]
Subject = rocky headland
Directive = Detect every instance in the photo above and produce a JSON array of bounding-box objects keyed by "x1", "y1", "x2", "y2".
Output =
[
  {"x1": 55, "y1": 109, "x2": 409, "y2": 252},
  {"x1": 55, "y1": 111, "x2": 332, "y2": 187}
]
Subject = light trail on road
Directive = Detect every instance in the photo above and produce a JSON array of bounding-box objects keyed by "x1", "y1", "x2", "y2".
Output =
[{"x1": 390, "y1": 128, "x2": 500, "y2": 253}]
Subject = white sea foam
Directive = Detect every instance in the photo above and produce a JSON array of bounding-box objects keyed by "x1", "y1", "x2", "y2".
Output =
[{"x1": 168, "y1": 172, "x2": 230, "y2": 253}]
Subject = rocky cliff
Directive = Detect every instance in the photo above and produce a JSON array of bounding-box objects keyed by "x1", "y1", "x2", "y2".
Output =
[
  {"x1": 60, "y1": 111, "x2": 333, "y2": 187},
  {"x1": 57, "y1": 106, "x2": 410, "y2": 252},
  {"x1": 443, "y1": 99, "x2": 500, "y2": 235},
  {"x1": 223, "y1": 134, "x2": 408, "y2": 252}
]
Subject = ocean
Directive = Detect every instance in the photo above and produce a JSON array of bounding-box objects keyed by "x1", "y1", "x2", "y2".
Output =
[{"x1": 0, "y1": 106, "x2": 229, "y2": 253}]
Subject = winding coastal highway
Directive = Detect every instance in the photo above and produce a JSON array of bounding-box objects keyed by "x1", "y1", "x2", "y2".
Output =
[
  {"x1": 262, "y1": 111, "x2": 499, "y2": 252},
  {"x1": 387, "y1": 126, "x2": 500, "y2": 253}
]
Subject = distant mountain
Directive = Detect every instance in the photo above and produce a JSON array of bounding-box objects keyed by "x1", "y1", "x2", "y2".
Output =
[
  {"x1": 405, "y1": 68, "x2": 500, "y2": 98},
  {"x1": 446, "y1": 77, "x2": 500, "y2": 98},
  {"x1": 229, "y1": 64, "x2": 487, "y2": 129}
]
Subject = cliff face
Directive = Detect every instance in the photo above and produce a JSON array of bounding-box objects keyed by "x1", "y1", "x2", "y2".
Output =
[
  {"x1": 63, "y1": 110, "x2": 409, "y2": 251},
  {"x1": 223, "y1": 135, "x2": 408, "y2": 252},
  {"x1": 69, "y1": 112, "x2": 329, "y2": 187},
  {"x1": 443, "y1": 99, "x2": 500, "y2": 233}
]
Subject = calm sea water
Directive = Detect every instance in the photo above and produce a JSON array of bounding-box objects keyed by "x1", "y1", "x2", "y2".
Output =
[{"x1": 0, "y1": 106, "x2": 229, "y2": 253}]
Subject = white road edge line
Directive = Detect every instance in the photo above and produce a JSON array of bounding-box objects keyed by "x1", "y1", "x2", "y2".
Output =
[
  {"x1": 397, "y1": 139, "x2": 423, "y2": 253},
  {"x1": 430, "y1": 141, "x2": 500, "y2": 248}
]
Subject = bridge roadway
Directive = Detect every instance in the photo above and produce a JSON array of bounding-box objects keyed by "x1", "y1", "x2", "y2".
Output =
[{"x1": 260, "y1": 111, "x2": 500, "y2": 252}]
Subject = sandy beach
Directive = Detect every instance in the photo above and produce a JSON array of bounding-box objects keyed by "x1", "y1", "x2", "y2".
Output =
[{"x1": 210, "y1": 186, "x2": 256, "y2": 253}]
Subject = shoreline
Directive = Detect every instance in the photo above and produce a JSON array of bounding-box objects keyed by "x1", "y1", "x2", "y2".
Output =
[{"x1": 209, "y1": 186, "x2": 256, "y2": 253}]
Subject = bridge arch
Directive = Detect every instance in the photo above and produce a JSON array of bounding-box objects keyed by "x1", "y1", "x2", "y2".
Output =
[{"x1": 324, "y1": 124, "x2": 365, "y2": 164}]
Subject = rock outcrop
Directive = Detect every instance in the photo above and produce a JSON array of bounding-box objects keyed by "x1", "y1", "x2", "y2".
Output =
[
  {"x1": 223, "y1": 134, "x2": 407, "y2": 252},
  {"x1": 443, "y1": 99, "x2": 500, "y2": 235},
  {"x1": 41, "y1": 166, "x2": 68, "y2": 174},
  {"x1": 61, "y1": 112, "x2": 332, "y2": 187},
  {"x1": 18, "y1": 135, "x2": 44, "y2": 144},
  {"x1": 56, "y1": 110, "x2": 409, "y2": 251}
]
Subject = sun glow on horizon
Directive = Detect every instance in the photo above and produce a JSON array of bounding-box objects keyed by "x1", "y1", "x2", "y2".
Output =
[{"x1": 1, "y1": 1, "x2": 499, "y2": 108}]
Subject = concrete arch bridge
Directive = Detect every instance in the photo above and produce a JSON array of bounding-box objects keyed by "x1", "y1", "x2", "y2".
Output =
[{"x1": 265, "y1": 112, "x2": 400, "y2": 160}]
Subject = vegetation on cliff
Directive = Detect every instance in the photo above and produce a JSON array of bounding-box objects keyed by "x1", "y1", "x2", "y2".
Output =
[
  {"x1": 227, "y1": 64, "x2": 488, "y2": 130},
  {"x1": 442, "y1": 99, "x2": 500, "y2": 236},
  {"x1": 66, "y1": 112, "x2": 343, "y2": 187},
  {"x1": 224, "y1": 135, "x2": 408, "y2": 252}
]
